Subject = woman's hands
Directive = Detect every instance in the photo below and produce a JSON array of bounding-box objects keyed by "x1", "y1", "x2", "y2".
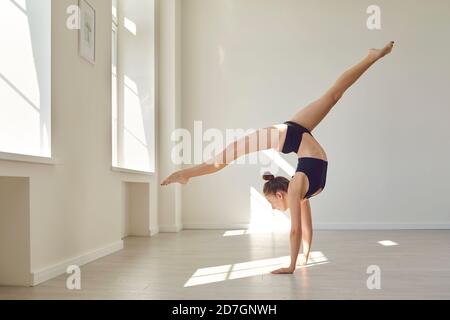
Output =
[
  {"x1": 271, "y1": 255, "x2": 309, "y2": 274},
  {"x1": 271, "y1": 266, "x2": 296, "y2": 275}
]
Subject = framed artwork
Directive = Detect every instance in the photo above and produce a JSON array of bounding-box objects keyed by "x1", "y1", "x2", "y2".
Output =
[{"x1": 79, "y1": 0, "x2": 96, "y2": 64}]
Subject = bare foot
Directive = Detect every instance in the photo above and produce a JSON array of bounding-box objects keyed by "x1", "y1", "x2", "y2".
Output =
[
  {"x1": 369, "y1": 41, "x2": 395, "y2": 61},
  {"x1": 161, "y1": 171, "x2": 189, "y2": 186}
]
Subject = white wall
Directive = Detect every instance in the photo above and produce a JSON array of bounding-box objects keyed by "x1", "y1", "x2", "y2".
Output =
[
  {"x1": 126, "y1": 182, "x2": 151, "y2": 237},
  {"x1": 0, "y1": 177, "x2": 31, "y2": 286},
  {"x1": 181, "y1": 0, "x2": 450, "y2": 229},
  {"x1": 0, "y1": 0, "x2": 159, "y2": 285},
  {"x1": 157, "y1": 0, "x2": 183, "y2": 232}
]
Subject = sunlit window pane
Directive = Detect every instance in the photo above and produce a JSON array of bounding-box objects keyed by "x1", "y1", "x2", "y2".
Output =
[
  {"x1": 112, "y1": 0, "x2": 155, "y2": 173},
  {"x1": 0, "y1": 0, "x2": 51, "y2": 157}
]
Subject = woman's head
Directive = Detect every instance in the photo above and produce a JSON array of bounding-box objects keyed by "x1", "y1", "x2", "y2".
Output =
[{"x1": 262, "y1": 172, "x2": 290, "y2": 211}]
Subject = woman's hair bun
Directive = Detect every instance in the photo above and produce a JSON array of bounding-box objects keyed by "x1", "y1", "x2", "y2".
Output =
[{"x1": 262, "y1": 172, "x2": 275, "y2": 181}]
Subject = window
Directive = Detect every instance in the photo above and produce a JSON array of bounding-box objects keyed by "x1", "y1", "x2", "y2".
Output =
[
  {"x1": 112, "y1": 0, "x2": 156, "y2": 173},
  {"x1": 0, "y1": 0, "x2": 52, "y2": 158}
]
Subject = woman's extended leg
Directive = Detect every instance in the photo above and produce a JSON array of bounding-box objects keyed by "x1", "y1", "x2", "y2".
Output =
[
  {"x1": 161, "y1": 127, "x2": 280, "y2": 186},
  {"x1": 291, "y1": 41, "x2": 395, "y2": 132}
]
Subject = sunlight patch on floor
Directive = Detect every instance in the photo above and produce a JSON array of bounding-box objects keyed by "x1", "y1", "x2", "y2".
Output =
[
  {"x1": 224, "y1": 230, "x2": 249, "y2": 237},
  {"x1": 184, "y1": 252, "x2": 329, "y2": 287},
  {"x1": 378, "y1": 240, "x2": 399, "y2": 247}
]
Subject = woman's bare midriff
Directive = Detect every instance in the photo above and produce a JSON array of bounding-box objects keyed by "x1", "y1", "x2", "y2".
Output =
[
  {"x1": 277, "y1": 125, "x2": 328, "y2": 161},
  {"x1": 298, "y1": 133, "x2": 328, "y2": 161}
]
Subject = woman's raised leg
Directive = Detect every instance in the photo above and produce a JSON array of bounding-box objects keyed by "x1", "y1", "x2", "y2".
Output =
[
  {"x1": 161, "y1": 126, "x2": 280, "y2": 186},
  {"x1": 291, "y1": 41, "x2": 395, "y2": 132}
]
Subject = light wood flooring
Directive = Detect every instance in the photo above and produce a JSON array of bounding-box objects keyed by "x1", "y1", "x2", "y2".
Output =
[{"x1": 1, "y1": 230, "x2": 449, "y2": 300}]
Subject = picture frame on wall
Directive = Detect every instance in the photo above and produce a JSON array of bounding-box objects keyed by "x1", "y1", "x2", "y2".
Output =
[{"x1": 79, "y1": 0, "x2": 96, "y2": 64}]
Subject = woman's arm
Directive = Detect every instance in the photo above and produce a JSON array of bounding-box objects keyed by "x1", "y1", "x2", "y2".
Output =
[
  {"x1": 271, "y1": 175, "x2": 306, "y2": 274},
  {"x1": 161, "y1": 127, "x2": 280, "y2": 186},
  {"x1": 300, "y1": 199, "x2": 313, "y2": 265}
]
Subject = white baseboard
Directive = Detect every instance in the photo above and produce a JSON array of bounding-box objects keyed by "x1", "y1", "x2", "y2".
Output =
[
  {"x1": 32, "y1": 240, "x2": 124, "y2": 286},
  {"x1": 183, "y1": 223, "x2": 450, "y2": 231},
  {"x1": 159, "y1": 225, "x2": 183, "y2": 233},
  {"x1": 183, "y1": 224, "x2": 250, "y2": 230},
  {"x1": 150, "y1": 227, "x2": 159, "y2": 236},
  {"x1": 313, "y1": 223, "x2": 450, "y2": 230}
]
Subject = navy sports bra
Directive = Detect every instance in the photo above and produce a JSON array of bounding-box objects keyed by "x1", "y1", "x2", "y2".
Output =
[{"x1": 281, "y1": 121, "x2": 313, "y2": 154}]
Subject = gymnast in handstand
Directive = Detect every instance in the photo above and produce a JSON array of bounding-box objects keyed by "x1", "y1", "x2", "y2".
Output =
[{"x1": 162, "y1": 41, "x2": 395, "y2": 274}]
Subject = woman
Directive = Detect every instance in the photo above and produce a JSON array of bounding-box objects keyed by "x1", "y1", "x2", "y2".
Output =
[{"x1": 162, "y1": 42, "x2": 395, "y2": 274}]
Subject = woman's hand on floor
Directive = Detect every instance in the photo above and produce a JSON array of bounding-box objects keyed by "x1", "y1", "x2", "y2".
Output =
[{"x1": 271, "y1": 267, "x2": 295, "y2": 275}]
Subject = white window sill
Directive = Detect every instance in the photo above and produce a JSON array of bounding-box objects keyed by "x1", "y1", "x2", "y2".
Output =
[
  {"x1": 0, "y1": 152, "x2": 59, "y2": 165},
  {"x1": 111, "y1": 166, "x2": 154, "y2": 176}
]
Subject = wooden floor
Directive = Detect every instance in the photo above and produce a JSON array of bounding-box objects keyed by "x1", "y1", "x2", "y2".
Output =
[{"x1": 1, "y1": 230, "x2": 450, "y2": 300}]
